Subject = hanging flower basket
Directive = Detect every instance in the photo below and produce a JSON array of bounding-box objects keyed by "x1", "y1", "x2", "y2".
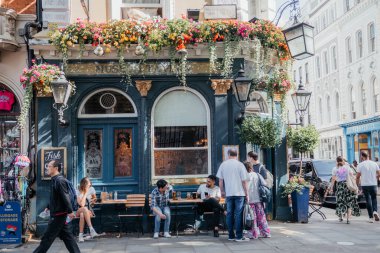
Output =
[{"x1": 18, "y1": 62, "x2": 76, "y2": 128}]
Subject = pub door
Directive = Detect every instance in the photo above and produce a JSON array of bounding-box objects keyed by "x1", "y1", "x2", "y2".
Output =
[{"x1": 78, "y1": 123, "x2": 139, "y2": 196}]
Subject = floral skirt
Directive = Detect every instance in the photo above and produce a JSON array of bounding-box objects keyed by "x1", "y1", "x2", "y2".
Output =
[
  {"x1": 335, "y1": 181, "x2": 360, "y2": 217},
  {"x1": 247, "y1": 203, "x2": 271, "y2": 239}
]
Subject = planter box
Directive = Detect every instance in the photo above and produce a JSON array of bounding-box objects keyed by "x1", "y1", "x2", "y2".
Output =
[{"x1": 291, "y1": 187, "x2": 309, "y2": 223}]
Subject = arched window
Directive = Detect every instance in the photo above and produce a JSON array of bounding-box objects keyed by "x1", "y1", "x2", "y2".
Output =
[
  {"x1": 373, "y1": 77, "x2": 379, "y2": 113},
  {"x1": 335, "y1": 92, "x2": 340, "y2": 120},
  {"x1": 331, "y1": 46, "x2": 337, "y2": 70},
  {"x1": 327, "y1": 95, "x2": 331, "y2": 123},
  {"x1": 152, "y1": 88, "x2": 210, "y2": 178},
  {"x1": 351, "y1": 86, "x2": 356, "y2": 119},
  {"x1": 319, "y1": 97, "x2": 323, "y2": 125},
  {"x1": 323, "y1": 51, "x2": 329, "y2": 75},
  {"x1": 346, "y1": 36, "x2": 352, "y2": 64},
  {"x1": 316, "y1": 56, "x2": 321, "y2": 78},
  {"x1": 361, "y1": 82, "x2": 367, "y2": 115},
  {"x1": 78, "y1": 88, "x2": 137, "y2": 118},
  {"x1": 368, "y1": 22, "x2": 375, "y2": 52},
  {"x1": 356, "y1": 30, "x2": 363, "y2": 58}
]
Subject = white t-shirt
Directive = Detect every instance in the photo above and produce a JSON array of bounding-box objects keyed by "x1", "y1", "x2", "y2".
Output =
[
  {"x1": 216, "y1": 159, "x2": 249, "y2": 197},
  {"x1": 76, "y1": 186, "x2": 96, "y2": 202},
  {"x1": 197, "y1": 184, "x2": 221, "y2": 200},
  {"x1": 357, "y1": 160, "x2": 380, "y2": 186},
  {"x1": 247, "y1": 172, "x2": 261, "y2": 204}
]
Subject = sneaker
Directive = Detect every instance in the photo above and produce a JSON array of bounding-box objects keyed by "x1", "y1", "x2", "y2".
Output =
[
  {"x1": 235, "y1": 237, "x2": 250, "y2": 242},
  {"x1": 373, "y1": 212, "x2": 379, "y2": 221},
  {"x1": 78, "y1": 234, "x2": 84, "y2": 243},
  {"x1": 369, "y1": 218, "x2": 374, "y2": 223},
  {"x1": 228, "y1": 238, "x2": 235, "y2": 241},
  {"x1": 164, "y1": 232, "x2": 171, "y2": 238},
  {"x1": 194, "y1": 220, "x2": 202, "y2": 230},
  {"x1": 90, "y1": 230, "x2": 99, "y2": 238},
  {"x1": 153, "y1": 232, "x2": 159, "y2": 239}
]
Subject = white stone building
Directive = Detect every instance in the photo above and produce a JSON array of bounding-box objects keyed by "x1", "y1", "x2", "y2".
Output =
[{"x1": 291, "y1": 0, "x2": 379, "y2": 162}]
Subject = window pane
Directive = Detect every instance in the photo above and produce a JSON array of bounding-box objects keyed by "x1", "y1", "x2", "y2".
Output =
[
  {"x1": 154, "y1": 149, "x2": 208, "y2": 176},
  {"x1": 154, "y1": 126, "x2": 207, "y2": 148},
  {"x1": 114, "y1": 129, "x2": 133, "y2": 177},
  {"x1": 154, "y1": 90, "x2": 207, "y2": 126},
  {"x1": 81, "y1": 91, "x2": 135, "y2": 115},
  {"x1": 123, "y1": 0, "x2": 160, "y2": 3},
  {"x1": 84, "y1": 130, "x2": 103, "y2": 178}
]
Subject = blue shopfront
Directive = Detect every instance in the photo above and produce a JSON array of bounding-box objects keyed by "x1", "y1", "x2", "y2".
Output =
[{"x1": 341, "y1": 116, "x2": 380, "y2": 163}]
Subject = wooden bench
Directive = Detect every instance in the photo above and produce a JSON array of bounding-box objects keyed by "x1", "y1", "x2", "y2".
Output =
[
  {"x1": 308, "y1": 185, "x2": 326, "y2": 220},
  {"x1": 118, "y1": 194, "x2": 146, "y2": 236}
]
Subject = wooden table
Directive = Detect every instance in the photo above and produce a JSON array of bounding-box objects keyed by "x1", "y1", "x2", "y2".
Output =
[
  {"x1": 93, "y1": 200, "x2": 128, "y2": 232},
  {"x1": 169, "y1": 198, "x2": 203, "y2": 237}
]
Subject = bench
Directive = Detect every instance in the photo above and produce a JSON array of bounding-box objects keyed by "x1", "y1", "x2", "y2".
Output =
[
  {"x1": 118, "y1": 194, "x2": 146, "y2": 236},
  {"x1": 308, "y1": 185, "x2": 326, "y2": 220}
]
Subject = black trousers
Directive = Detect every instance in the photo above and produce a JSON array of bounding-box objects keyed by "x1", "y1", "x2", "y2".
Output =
[
  {"x1": 362, "y1": 185, "x2": 378, "y2": 218},
  {"x1": 33, "y1": 215, "x2": 81, "y2": 253},
  {"x1": 197, "y1": 198, "x2": 225, "y2": 228}
]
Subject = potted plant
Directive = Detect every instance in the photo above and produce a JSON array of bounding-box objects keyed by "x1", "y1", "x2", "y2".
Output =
[
  {"x1": 238, "y1": 115, "x2": 282, "y2": 148},
  {"x1": 281, "y1": 176, "x2": 310, "y2": 223}
]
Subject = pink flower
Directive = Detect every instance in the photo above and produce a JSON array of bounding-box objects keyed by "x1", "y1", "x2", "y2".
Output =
[
  {"x1": 29, "y1": 76, "x2": 36, "y2": 83},
  {"x1": 41, "y1": 65, "x2": 47, "y2": 70},
  {"x1": 49, "y1": 70, "x2": 55, "y2": 75},
  {"x1": 20, "y1": 76, "x2": 27, "y2": 83},
  {"x1": 33, "y1": 71, "x2": 41, "y2": 77},
  {"x1": 23, "y1": 68, "x2": 28, "y2": 74}
]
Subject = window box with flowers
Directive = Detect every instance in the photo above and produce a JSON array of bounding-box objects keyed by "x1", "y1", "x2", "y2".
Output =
[{"x1": 18, "y1": 62, "x2": 76, "y2": 128}]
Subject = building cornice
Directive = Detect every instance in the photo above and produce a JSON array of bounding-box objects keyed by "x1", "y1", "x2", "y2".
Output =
[
  {"x1": 338, "y1": 0, "x2": 379, "y2": 27},
  {"x1": 340, "y1": 115, "x2": 380, "y2": 128}
]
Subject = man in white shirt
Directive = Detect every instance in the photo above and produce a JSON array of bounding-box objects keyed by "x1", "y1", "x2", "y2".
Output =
[
  {"x1": 356, "y1": 151, "x2": 380, "y2": 223},
  {"x1": 216, "y1": 149, "x2": 249, "y2": 242},
  {"x1": 195, "y1": 175, "x2": 225, "y2": 237}
]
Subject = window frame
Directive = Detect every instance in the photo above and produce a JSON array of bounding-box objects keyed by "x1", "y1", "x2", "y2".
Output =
[
  {"x1": 316, "y1": 56, "x2": 321, "y2": 78},
  {"x1": 346, "y1": 36, "x2": 352, "y2": 64},
  {"x1": 323, "y1": 50, "x2": 329, "y2": 75},
  {"x1": 361, "y1": 82, "x2": 367, "y2": 115},
  {"x1": 335, "y1": 92, "x2": 340, "y2": 121},
  {"x1": 109, "y1": 0, "x2": 167, "y2": 20},
  {"x1": 368, "y1": 22, "x2": 375, "y2": 53},
  {"x1": 356, "y1": 30, "x2": 363, "y2": 58},
  {"x1": 78, "y1": 88, "x2": 138, "y2": 118},
  {"x1": 151, "y1": 87, "x2": 211, "y2": 179},
  {"x1": 326, "y1": 95, "x2": 331, "y2": 123},
  {"x1": 372, "y1": 77, "x2": 379, "y2": 113},
  {"x1": 331, "y1": 45, "x2": 337, "y2": 70},
  {"x1": 350, "y1": 85, "x2": 356, "y2": 119}
]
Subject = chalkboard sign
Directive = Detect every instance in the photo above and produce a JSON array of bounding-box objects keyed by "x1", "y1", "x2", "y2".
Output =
[{"x1": 41, "y1": 147, "x2": 67, "y2": 180}]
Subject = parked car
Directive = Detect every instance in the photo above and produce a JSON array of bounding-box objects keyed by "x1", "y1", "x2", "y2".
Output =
[{"x1": 288, "y1": 159, "x2": 366, "y2": 205}]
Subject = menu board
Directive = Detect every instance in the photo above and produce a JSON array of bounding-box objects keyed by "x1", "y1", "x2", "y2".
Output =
[{"x1": 40, "y1": 147, "x2": 67, "y2": 180}]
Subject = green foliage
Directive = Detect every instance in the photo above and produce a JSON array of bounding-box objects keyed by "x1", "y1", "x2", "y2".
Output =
[
  {"x1": 238, "y1": 115, "x2": 282, "y2": 148},
  {"x1": 281, "y1": 176, "x2": 310, "y2": 197},
  {"x1": 287, "y1": 125, "x2": 320, "y2": 153}
]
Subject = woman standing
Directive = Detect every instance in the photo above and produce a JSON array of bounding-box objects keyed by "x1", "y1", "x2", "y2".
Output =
[
  {"x1": 329, "y1": 156, "x2": 360, "y2": 224},
  {"x1": 76, "y1": 177, "x2": 99, "y2": 242},
  {"x1": 244, "y1": 161, "x2": 271, "y2": 239}
]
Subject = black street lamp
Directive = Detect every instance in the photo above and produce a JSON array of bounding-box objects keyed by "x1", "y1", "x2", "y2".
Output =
[
  {"x1": 233, "y1": 68, "x2": 253, "y2": 124},
  {"x1": 291, "y1": 79, "x2": 311, "y2": 126},
  {"x1": 51, "y1": 72, "x2": 72, "y2": 126}
]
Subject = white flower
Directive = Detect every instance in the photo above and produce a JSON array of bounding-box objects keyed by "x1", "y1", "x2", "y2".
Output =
[
  {"x1": 93, "y1": 45, "x2": 104, "y2": 56},
  {"x1": 135, "y1": 45, "x2": 145, "y2": 56}
]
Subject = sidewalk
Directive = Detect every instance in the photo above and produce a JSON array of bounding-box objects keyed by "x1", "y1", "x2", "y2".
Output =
[{"x1": 2, "y1": 199, "x2": 380, "y2": 253}]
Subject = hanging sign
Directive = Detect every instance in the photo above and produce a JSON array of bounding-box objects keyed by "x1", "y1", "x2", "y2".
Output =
[
  {"x1": 40, "y1": 147, "x2": 67, "y2": 180},
  {"x1": 0, "y1": 201, "x2": 21, "y2": 244}
]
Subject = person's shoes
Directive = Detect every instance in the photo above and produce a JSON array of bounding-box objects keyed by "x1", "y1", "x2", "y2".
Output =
[
  {"x1": 369, "y1": 218, "x2": 374, "y2": 223},
  {"x1": 194, "y1": 220, "x2": 202, "y2": 230},
  {"x1": 373, "y1": 212, "x2": 379, "y2": 221},
  {"x1": 339, "y1": 216, "x2": 343, "y2": 222},
  {"x1": 228, "y1": 238, "x2": 235, "y2": 241},
  {"x1": 346, "y1": 220, "x2": 350, "y2": 224},
  {"x1": 153, "y1": 232, "x2": 159, "y2": 239},
  {"x1": 164, "y1": 232, "x2": 171, "y2": 238},
  {"x1": 235, "y1": 237, "x2": 250, "y2": 242},
  {"x1": 213, "y1": 229, "x2": 219, "y2": 237},
  {"x1": 90, "y1": 230, "x2": 99, "y2": 238},
  {"x1": 78, "y1": 234, "x2": 84, "y2": 243}
]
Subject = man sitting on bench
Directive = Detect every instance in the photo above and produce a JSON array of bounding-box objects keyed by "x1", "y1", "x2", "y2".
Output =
[
  {"x1": 151, "y1": 179, "x2": 173, "y2": 239},
  {"x1": 195, "y1": 175, "x2": 226, "y2": 237}
]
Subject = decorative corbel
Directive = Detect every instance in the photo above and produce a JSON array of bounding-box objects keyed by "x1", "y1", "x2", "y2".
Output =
[
  {"x1": 211, "y1": 79, "x2": 233, "y2": 95},
  {"x1": 135, "y1": 80, "x2": 152, "y2": 97}
]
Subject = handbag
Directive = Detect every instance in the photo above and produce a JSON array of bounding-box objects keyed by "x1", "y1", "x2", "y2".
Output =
[
  {"x1": 243, "y1": 203, "x2": 255, "y2": 229},
  {"x1": 346, "y1": 168, "x2": 358, "y2": 194}
]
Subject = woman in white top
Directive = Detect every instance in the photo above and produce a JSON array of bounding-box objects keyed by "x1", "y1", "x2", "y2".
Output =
[
  {"x1": 76, "y1": 177, "x2": 99, "y2": 242},
  {"x1": 244, "y1": 162, "x2": 271, "y2": 239},
  {"x1": 329, "y1": 156, "x2": 360, "y2": 224}
]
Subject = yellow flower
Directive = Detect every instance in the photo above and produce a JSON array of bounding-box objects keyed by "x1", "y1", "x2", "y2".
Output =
[
  {"x1": 105, "y1": 47, "x2": 111, "y2": 53},
  {"x1": 66, "y1": 41, "x2": 73, "y2": 47},
  {"x1": 114, "y1": 41, "x2": 119, "y2": 47}
]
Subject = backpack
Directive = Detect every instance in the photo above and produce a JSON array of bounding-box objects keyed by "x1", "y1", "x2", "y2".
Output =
[
  {"x1": 56, "y1": 176, "x2": 78, "y2": 212},
  {"x1": 259, "y1": 165, "x2": 274, "y2": 189},
  {"x1": 258, "y1": 173, "x2": 271, "y2": 203}
]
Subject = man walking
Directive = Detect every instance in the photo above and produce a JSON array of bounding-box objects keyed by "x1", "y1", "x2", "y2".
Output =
[
  {"x1": 247, "y1": 151, "x2": 267, "y2": 179},
  {"x1": 356, "y1": 151, "x2": 380, "y2": 223},
  {"x1": 34, "y1": 160, "x2": 80, "y2": 253},
  {"x1": 217, "y1": 149, "x2": 249, "y2": 242}
]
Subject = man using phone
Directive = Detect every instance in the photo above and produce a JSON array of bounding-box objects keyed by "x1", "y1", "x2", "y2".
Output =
[{"x1": 195, "y1": 175, "x2": 225, "y2": 237}]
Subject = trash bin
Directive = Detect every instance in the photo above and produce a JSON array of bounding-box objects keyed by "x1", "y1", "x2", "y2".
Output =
[{"x1": 291, "y1": 187, "x2": 309, "y2": 223}]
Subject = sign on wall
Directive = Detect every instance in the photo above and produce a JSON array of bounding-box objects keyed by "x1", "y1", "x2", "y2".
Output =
[
  {"x1": 0, "y1": 202, "x2": 21, "y2": 245},
  {"x1": 41, "y1": 147, "x2": 67, "y2": 180},
  {"x1": 204, "y1": 5, "x2": 237, "y2": 20},
  {"x1": 42, "y1": 0, "x2": 70, "y2": 26}
]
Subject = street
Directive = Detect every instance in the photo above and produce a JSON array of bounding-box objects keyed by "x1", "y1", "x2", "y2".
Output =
[{"x1": 2, "y1": 195, "x2": 379, "y2": 253}]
